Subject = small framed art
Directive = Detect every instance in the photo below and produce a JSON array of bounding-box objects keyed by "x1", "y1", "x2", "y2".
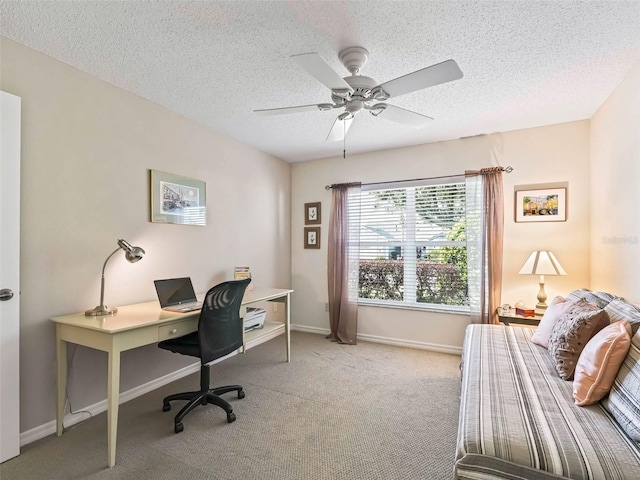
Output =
[
  {"x1": 304, "y1": 227, "x2": 320, "y2": 249},
  {"x1": 304, "y1": 202, "x2": 321, "y2": 225},
  {"x1": 150, "y1": 170, "x2": 206, "y2": 226},
  {"x1": 515, "y1": 187, "x2": 567, "y2": 222}
]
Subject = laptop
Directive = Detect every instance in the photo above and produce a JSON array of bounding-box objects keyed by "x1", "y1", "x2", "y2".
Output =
[{"x1": 154, "y1": 277, "x2": 203, "y2": 313}]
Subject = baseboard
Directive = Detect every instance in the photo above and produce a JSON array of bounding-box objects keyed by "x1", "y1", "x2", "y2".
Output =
[
  {"x1": 291, "y1": 324, "x2": 462, "y2": 355},
  {"x1": 20, "y1": 361, "x2": 202, "y2": 447},
  {"x1": 356, "y1": 333, "x2": 463, "y2": 355},
  {"x1": 291, "y1": 324, "x2": 330, "y2": 335}
]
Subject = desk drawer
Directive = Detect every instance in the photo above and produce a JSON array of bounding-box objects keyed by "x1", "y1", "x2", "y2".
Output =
[{"x1": 158, "y1": 318, "x2": 198, "y2": 341}]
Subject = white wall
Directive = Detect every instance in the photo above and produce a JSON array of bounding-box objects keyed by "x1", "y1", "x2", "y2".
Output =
[
  {"x1": 291, "y1": 122, "x2": 591, "y2": 351},
  {"x1": 590, "y1": 62, "x2": 640, "y2": 303},
  {"x1": 0, "y1": 37, "x2": 291, "y2": 432}
]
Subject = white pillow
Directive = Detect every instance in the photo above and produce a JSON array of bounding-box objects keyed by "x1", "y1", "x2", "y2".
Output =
[{"x1": 531, "y1": 296, "x2": 569, "y2": 349}]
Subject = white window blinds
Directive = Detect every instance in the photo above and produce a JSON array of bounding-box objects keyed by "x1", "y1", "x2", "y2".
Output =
[{"x1": 352, "y1": 180, "x2": 468, "y2": 308}]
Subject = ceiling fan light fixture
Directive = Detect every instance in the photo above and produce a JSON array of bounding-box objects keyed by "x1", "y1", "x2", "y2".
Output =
[
  {"x1": 345, "y1": 100, "x2": 364, "y2": 114},
  {"x1": 332, "y1": 88, "x2": 351, "y2": 99},
  {"x1": 368, "y1": 103, "x2": 387, "y2": 117},
  {"x1": 371, "y1": 87, "x2": 390, "y2": 101}
]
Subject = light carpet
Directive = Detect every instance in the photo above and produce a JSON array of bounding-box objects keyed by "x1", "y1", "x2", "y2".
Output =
[{"x1": 1, "y1": 332, "x2": 462, "y2": 480}]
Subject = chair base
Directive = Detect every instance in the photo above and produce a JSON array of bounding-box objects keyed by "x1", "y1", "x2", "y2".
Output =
[{"x1": 162, "y1": 365, "x2": 245, "y2": 433}]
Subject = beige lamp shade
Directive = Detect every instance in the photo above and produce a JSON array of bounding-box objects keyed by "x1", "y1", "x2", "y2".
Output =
[
  {"x1": 518, "y1": 250, "x2": 566, "y2": 311},
  {"x1": 518, "y1": 250, "x2": 567, "y2": 276}
]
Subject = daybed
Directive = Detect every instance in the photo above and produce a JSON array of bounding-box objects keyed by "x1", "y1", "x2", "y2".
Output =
[{"x1": 454, "y1": 290, "x2": 640, "y2": 480}]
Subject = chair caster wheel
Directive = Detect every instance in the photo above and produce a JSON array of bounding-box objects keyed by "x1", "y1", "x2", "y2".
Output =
[
  {"x1": 227, "y1": 412, "x2": 236, "y2": 423},
  {"x1": 238, "y1": 390, "x2": 245, "y2": 399},
  {"x1": 174, "y1": 422, "x2": 184, "y2": 433},
  {"x1": 163, "y1": 403, "x2": 171, "y2": 412}
]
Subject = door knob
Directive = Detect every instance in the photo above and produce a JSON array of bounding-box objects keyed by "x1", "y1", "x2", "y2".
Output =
[{"x1": 0, "y1": 288, "x2": 14, "y2": 301}]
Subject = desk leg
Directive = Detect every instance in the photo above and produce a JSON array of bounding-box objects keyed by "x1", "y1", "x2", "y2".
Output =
[
  {"x1": 55, "y1": 326, "x2": 66, "y2": 436},
  {"x1": 240, "y1": 305, "x2": 247, "y2": 354},
  {"x1": 107, "y1": 348, "x2": 121, "y2": 468},
  {"x1": 285, "y1": 293, "x2": 291, "y2": 363}
]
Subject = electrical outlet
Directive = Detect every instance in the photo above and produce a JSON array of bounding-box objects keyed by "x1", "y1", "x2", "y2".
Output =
[
  {"x1": 325, "y1": 302, "x2": 329, "y2": 312},
  {"x1": 273, "y1": 303, "x2": 278, "y2": 313}
]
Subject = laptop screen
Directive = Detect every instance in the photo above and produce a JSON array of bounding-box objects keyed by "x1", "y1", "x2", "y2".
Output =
[{"x1": 154, "y1": 277, "x2": 198, "y2": 307}]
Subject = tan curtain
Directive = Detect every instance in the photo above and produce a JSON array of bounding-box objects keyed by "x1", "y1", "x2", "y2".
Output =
[
  {"x1": 327, "y1": 183, "x2": 361, "y2": 344},
  {"x1": 466, "y1": 168, "x2": 504, "y2": 324}
]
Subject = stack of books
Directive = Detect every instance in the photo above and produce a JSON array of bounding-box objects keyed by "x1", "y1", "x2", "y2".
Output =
[
  {"x1": 243, "y1": 307, "x2": 266, "y2": 331},
  {"x1": 234, "y1": 266, "x2": 253, "y2": 290}
]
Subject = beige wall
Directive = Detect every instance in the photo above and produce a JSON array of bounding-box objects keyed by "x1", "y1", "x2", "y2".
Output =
[
  {"x1": 1, "y1": 37, "x2": 291, "y2": 433},
  {"x1": 291, "y1": 121, "x2": 591, "y2": 351},
  {"x1": 5, "y1": 31, "x2": 636, "y2": 436},
  {"x1": 590, "y1": 62, "x2": 640, "y2": 303}
]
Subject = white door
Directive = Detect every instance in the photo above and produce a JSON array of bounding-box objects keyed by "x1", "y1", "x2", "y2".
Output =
[{"x1": 0, "y1": 91, "x2": 21, "y2": 463}]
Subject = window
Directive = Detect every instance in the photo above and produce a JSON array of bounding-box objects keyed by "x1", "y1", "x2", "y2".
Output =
[{"x1": 354, "y1": 180, "x2": 468, "y2": 310}]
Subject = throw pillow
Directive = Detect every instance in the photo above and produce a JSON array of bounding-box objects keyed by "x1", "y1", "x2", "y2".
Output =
[
  {"x1": 565, "y1": 288, "x2": 617, "y2": 309},
  {"x1": 531, "y1": 296, "x2": 569, "y2": 348},
  {"x1": 573, "y1": 320, "x2": 632, "y2": 406},
  {"x1": 547, "y1": 299, "x2": 610, "y2": 380},
  {"x1": 601, "y1": 329, "x2": 640, "y2": 443},
  {"x1": 605, "y1": 298, "x2": 640, "y2": 335},
  {"x1": 565, "y1": 288, "x2": 591, "y2": 302}
]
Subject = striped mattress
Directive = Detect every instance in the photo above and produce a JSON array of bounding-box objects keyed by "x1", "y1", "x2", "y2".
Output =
[{"x1": 454, "y1": 324, "x2": 640, "y2": 480}]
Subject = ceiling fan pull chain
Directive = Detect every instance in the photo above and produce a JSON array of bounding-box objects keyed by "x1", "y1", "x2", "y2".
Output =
[{"x1": 343, "y1": 119, "x2": 346, "y2": 159}]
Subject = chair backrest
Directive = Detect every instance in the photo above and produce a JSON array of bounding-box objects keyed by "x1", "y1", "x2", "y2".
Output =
[{"x1": 198, "y1": 278, "x2": 251, "y2": 365}]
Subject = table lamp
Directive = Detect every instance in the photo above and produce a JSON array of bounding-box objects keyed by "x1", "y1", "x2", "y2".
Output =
[
  {"x1": 518, "y1": 250, "x2": 566, "y2": 312},
  {"x1": 85, "y1": 239, "x2": 145, "y2": 316}
]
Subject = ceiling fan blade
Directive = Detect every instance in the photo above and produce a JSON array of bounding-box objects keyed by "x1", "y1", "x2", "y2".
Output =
[
  {"x1": 254, "y1": 104, "x2": 327, "y2": 116},
  {"x1": 374, "y1": 104, "x2": 433, "y2": 128},
  {"x1": 291, "y1": 53, "x2": 353, "y2": 92},
  {"x1": 377, "y1": 59, "x2": 463, "y2": 99},
  {"x1": 326, "y1": 115, "x2": 354, "y2": 142}
]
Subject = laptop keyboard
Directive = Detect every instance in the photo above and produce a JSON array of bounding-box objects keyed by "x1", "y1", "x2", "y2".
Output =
[
  {"x1": 180, "y1": 303, "x2": 201, "y2": 311},
  {"x1": 167, "y1": 302, "x2": 202, "y2": 312}
]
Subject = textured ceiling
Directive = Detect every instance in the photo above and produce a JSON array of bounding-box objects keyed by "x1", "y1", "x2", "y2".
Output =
[{"x1": 2, "y1": 1, "x2": 640, "y2": 163}]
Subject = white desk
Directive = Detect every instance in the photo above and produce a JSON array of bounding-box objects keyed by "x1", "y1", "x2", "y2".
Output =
[{"x1": 51, "y1": 287, "x2": 293, "y2": 468}]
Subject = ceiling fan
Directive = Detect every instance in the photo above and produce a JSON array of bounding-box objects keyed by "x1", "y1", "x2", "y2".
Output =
[{"x1": 254, "y1": 46, "x2": 463, "y2": 142}]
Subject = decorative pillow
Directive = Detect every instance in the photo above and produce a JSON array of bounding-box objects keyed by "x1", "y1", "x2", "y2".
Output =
[
  {"x1": 531, "y1": 296, "x2": 569, "y2": 349},
  {"x1": 565, "y1": 288, "x2": 590, "y2": 300},
  {"x1": 573, "y1": 320, "x2": 632, "y2": 406},
  {"x1": 547, "y1": 299, "x2": 610, "y2": 380},
  {"x1": 601, "y1": 329, "x2": 640, "y2": 443},
  {"x1": 565, "y1": 288, "x2": 617, "y2": 309},
  {"x1": 605, "y1": 298, "x2": 640, "y2": 335}
]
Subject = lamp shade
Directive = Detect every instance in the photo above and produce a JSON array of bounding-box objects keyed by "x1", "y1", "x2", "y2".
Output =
[
  {"x1": 518, "y1": 250, "x2": 567, "y2": 276},
  {"x1": 117, "y1": 239, "x2": 145, "y2": 263}
]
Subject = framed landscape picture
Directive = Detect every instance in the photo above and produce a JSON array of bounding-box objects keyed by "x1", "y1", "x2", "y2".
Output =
[
  {"x1": 150, "y1": 170, "x2": 206, "y2": 226},
  {"x1": 515, "y1": 187, "x2": 567, "y2": 222}
]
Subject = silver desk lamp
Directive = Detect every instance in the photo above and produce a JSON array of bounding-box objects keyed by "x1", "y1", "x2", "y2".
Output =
[{"x1": 85, "y1": 239, "x2": 145, "y2": 316}]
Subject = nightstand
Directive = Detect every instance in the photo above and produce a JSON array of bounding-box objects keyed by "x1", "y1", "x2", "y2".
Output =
[{"x1": 497, "y1": 308, "x2": 543, "y2": 326}]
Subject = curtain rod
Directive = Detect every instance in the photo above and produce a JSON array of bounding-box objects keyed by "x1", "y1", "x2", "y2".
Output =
[{"x1": 324, "y1": 166, "x2": 513, "y2": 190}]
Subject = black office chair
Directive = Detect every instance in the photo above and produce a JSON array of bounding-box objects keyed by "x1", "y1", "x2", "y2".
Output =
[{"x1": 158, "y1": 278, "x2": 251, "y2": 433}]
